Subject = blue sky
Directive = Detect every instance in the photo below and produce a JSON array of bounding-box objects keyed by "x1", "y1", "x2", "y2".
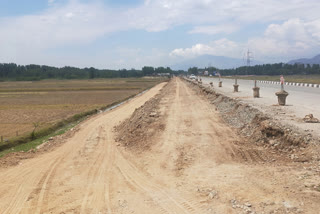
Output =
[{"x1": 1, "y1": 0, "x2": 320, "y2": 69}]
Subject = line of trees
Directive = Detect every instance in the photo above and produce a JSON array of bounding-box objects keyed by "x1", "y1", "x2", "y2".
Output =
[
  {"x1": 0, "y1": 63, "x2": 185, "y2": 81},
  {"x1": 220, "y1": 63, "x2": 320, "y2": 76},
  {"x1": 4, "y1": 61, "x2": 317, "y2": 81},
  {"x1": 188, "y1": 63, "x2": 320, "y2": 76}
]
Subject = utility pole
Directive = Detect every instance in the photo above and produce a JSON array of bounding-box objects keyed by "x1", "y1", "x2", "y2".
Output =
[{"x1": 244, "y1": 49, "x2": 253, "y2": 75}]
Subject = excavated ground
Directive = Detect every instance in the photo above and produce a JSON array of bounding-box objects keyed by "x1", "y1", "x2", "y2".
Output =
[
  {"x1": 115, "y1": 77, "x2": 320, "y2": 213},
  {"x1": 184, "y1": 78, "x2": 320, "y2": 166},
  {"x1": 0, "y1": 78, "x2": 319, "y2": 213},
  {"x1": 115, "y1": 83, "x2": 168, "y2": 152}
]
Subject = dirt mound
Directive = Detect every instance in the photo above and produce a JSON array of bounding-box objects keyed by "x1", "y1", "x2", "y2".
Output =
[
  {"x1": 115, "y1": 83, "x2": 169, "y2": 152},
  {"x1": 184, "y1": 78, "x2": 320, "y2": 164}
]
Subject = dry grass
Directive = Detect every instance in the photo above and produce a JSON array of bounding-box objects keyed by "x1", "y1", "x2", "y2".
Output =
[{"x1": 0, "y1": 78, "x2": 165, "y2": 139}]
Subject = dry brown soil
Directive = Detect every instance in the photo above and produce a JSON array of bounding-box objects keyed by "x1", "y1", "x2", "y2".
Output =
[
  {"x1": 0, "y1": 78, "x2": 319, "y2": 213},
  {"x1": 0, "y1": 78, "x2": 161, "y2": 139}
]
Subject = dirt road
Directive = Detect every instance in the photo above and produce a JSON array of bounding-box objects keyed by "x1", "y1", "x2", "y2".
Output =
[{"x1": 0, "y1": 78, "x2": 319, "y2": 213}]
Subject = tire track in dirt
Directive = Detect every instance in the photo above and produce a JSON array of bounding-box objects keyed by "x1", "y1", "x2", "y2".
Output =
[
  {"x1": 34, "y1": 157, "x2": 64, "y2": 214},
  {"x1": 2, "y1": 156, "x2": 64, "y2": 214},
  {"x1": 115, "y1": 152, "x2": 192, "y2": 214},
  {"x1": 79, "y1": 126, "x2": 111, "y2": 213},
  {"x1": 114, "y1": 79, "x2": 214, "y2": 213},
  {"x1": 89, "y1": 127, "x2": 115, "y2": 214},
  {"x1": 2, "y1": 178, "x2": 33, "y2": 214},
  {"x1": 0, "y1": 82, "x2": 168, "y2": 213},
  {"x1": 115, "y1": 137, "x2": 211, "y2": 214}
]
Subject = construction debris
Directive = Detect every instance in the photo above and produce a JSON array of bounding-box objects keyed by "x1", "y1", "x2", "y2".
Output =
[{"x1": 303, "y1": 114, "x2": 319, "y2": 123}]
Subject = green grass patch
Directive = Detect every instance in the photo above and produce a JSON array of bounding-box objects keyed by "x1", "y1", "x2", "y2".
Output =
[
  {"x1": 0, "y1": 109, "x2": 98, "y2": 154},
  {"x1": 0, "y1": 121, "x2": 80, "y2": 158}
]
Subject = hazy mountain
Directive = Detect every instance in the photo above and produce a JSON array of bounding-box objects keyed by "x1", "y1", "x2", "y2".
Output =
[
  {"x1": 170, "y1": 54, "x2": 261, "y2": 71},
  {"x1": 288, "y1": 54, "x2": 320, "y2": 65}
]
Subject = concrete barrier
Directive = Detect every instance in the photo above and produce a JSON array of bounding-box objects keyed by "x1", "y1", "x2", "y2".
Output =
[{"x1": 239, "y1": 79, "x2": 319, "y2": 89}]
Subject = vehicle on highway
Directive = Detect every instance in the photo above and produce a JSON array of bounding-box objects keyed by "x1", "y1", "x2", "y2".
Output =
[{"x1": 189, "y1": 74, "x2": 196, "y2": 80}]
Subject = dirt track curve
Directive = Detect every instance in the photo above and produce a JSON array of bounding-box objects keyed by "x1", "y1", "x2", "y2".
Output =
[{"x1": 0, "y1": 78, "x2": 319, "y2": 214}]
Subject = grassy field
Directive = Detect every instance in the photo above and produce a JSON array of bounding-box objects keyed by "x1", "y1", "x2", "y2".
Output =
[
  {"x1": 0, "y1": 78, "x2": 165, "y2": 141},
  {"x1": 220, "y1": 74, "x2": 320, "y2": 84}
]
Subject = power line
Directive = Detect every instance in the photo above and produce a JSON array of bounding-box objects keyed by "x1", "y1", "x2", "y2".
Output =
[{"x1": 245, "y1": 49, "x2": 254, "y2": 67}]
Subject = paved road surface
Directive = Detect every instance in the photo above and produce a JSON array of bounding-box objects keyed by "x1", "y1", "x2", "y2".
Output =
[{"x1": 201, "y1": 76, "x2": 320, "y2": 137}]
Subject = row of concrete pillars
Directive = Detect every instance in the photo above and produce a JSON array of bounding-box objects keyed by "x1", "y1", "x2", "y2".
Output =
[{"x1": 209, "y1": 79, "x2": 289, "y2": 106}]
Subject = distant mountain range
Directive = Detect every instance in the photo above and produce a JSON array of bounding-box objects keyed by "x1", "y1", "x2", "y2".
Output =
[
  {"x1": 170, "y1": 53, "x2": 320, "y2": 71},
  {"x1": 170, "y1": 54, "x2": 262, "y2": 71},
  {"x1": 288, "y1": 54, "x2": 320, "y2": 65}
]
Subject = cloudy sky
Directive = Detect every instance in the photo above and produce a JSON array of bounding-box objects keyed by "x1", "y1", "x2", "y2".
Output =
[{"x1": 0, "y1": 0, "x2": 320, "y2": 69}]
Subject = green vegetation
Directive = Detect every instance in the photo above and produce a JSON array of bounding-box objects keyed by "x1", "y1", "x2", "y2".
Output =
[
  {"x1": 0, "y1": 78, "x2": 167, "y2": 155},
  {"x1": 0, "y1": 63, "x2": 183, "y2": 81},
  {"x1": 188, "y1": 63, "x2": 320, "y2": 78},
  {"x1": 219, "y1": 63, "x2": 320, "y2": 76},
  {"x1": 0, "y1": 90, "x2": 146, "y2": 156},
  {"x1": 0, "y1": 120, "x2": 80, "y2": 158},
  {"x1": 0, "y1": 108, "x2": 98, "y2": 153},
  {"x1": 219, "y1": 74, "x2": 320, "y2": 84}
]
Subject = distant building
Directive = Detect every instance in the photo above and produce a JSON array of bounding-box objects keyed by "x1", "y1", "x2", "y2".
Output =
[{"x1": 204, "y1": 70, "x2": 209, "y2": 76}]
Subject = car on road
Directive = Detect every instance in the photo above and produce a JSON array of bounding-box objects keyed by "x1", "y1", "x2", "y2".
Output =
[{"x1": 189, "y1": 74, "x2": 196, "y2": 80}]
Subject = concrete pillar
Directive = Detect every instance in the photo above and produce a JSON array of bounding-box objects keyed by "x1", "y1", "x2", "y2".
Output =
[
  {"x1": 253, "y1": 87, "x2": 260, "y2": 98},
  {"x1": 275, "y1": 90, "x2": 289, "y2": 106},
  {"x1": 233, "y1": 84, "x2": 239, "y2": 92}
]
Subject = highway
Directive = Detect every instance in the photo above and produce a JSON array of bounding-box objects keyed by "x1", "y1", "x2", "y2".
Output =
[{"x1": 200, "y1": 76, "x2": 320, "y2": 137}]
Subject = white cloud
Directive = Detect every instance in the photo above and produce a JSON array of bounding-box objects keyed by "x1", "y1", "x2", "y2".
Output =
[
  {"x1": 65, "y1": 12, "x2": 74, "y2": 18},
  {"x1": 249, "y1": 18, "x2": 320, "y2": 61},
  {"x1": 171, "y1": 18, "x2": 320, "y2": 63},
  {"x1": 189, "y1": 24, "x2": 239, "y2": 35},
  {"x1": 0, "y1": 1, "x2": 129, "y2": 64},
  {"x1": 1, "y1": 0, "x2": 320, "y2": 67},
  {"x1": 170, "y1": 38, "x2": 243, "y2": 58},
  {"x1": 127, "y1": 0, "x2": 320, "y2": 33}
]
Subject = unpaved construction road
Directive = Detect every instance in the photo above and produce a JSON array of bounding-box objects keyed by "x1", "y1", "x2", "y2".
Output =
[{"x1": 0, "y1": 78, "x2": 319, "y2": 214}]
